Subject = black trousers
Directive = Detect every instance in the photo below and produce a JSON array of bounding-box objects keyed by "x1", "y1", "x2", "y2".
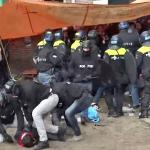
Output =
[
  {"x1": 140, "y1": 79, "x2": 150, "y2": 117},
  {"x1": 104, "y1": 84, "x2": 125, "y2": 114}
]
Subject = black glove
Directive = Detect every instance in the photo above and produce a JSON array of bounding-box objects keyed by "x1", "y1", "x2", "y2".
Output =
[{"x1": 3, "y1": 133, "x2": 14, "y2": 143}]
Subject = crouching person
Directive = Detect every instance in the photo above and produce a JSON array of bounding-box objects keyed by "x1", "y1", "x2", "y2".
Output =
[
  {"x1": 11, "y1": 79, "x2": 65, "y2": 150},
  {"x1": 48, "y1": 82, "x2": 93, "y2": 141}
]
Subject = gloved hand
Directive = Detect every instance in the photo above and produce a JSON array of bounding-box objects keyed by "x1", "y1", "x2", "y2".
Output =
[{"x1": 3, "y1": 133, "x2": 14, "y2": 143}]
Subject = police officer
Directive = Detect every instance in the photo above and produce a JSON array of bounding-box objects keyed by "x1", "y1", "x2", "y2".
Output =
[
  {"x1": 35, "y1": 30, "x2": 54, "y2": 52},
  {"x1": 53, "y1": 30, "x2": 65, "y2": 49},
  {"x1": 53, "y1": 30, "x2": 68, "y2": 67},
  {"x1": 53, "y1": 30, "x2": 67, "y2": 54},
  {"x1": 69, "y1": 40, "x2": 101, "y2": 92},
  {"x1": 87, "y1": 29, "x2": 102, "y2": 58},
  {"x1": 71, "y1": 30, "x2": 86, "y2": 53},
  {"x1": 118, "y1": 21, "x2": 141, "y2": 56},
  {"x1": 103, "y1": 35, "x2": 138, "y2": 116},
  {"x1": 136, "y1": 30, "x2": 150, "y2": 118},
  {"x1": 33, "y1": 31, "x2": 64, "y2": 85},
  {"x1": 0, "y1": 80, "x2": 24, "y2": 143}
]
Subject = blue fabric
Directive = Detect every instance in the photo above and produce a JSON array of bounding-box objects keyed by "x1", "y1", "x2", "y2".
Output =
[
  {"x1": 87, "y1": 106, "x2": 101, "y2": 123},
  {"x1": 37, "y1": 72, "x2": 55, "y2": 86},
  {"x1": 82, "y1": 106, "x2": 101, "y2": 124},
  {"x1": 129, "y1": 84, "x2": 140, "y2": 107}
]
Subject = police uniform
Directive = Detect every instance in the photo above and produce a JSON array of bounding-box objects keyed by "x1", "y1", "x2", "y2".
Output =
[
  {"x1": 35, "y1": 43, "x2": 63, "y2": 85},
  {"x1": 71, "y1": 39, "x2": 82, "y2": 53},
  {"x1": 53, "y1": 39, "x2": 68, "y2": 65},
  {"x1": 104, "y1": 47, "x2": 137, "y2": 115},
  {"x1": 136, "y1": 45, "x2": 150, "y2": 118},
  {"x1": 71, "y1": 30, "x2": 86, "y2": 54},
  {"x1": 69, "y1": 46, "x2": 101, "y2": 92},
  {"x1": 88, "y1": 30, "x2": 102, "y2": 58},
  {"x1": 118, "y1": 28, "x2": 141, "y2": 56},
  {"x1": 37, "y1": 39, "x2": 47, "y2": 50},
  {"x1": 136, "y1": 46, "x2": 150, "y2": 72}
]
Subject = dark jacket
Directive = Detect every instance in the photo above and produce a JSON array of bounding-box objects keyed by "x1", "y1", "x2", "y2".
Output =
[
  {"x1": 104, "y1": 47, "x2": 137, "y2": 84},
  {"x1": 89, "y1": 39, "x2": 102, "y2": 58},
  {"x1": 118, "y1": 29, "x2": 141, "y2": 56},
  {"x1": 19, "y1": 80, "x2": 88, "y2": 109},
  {"x1": 136, "y1": 46, "x2": 150, "y2": 74},
  {"x1": 34, "y1": 43, "x2": 63, "y2": 72},
  {"x1": 0, "y1": 93, "x2": 24, "y2": 139},
  {"x1": 69, "y1": 50, "x2": 101, "y2": 82},
  {"x1": 13, "y1": 80, "x2": 89, "y2": 123}
]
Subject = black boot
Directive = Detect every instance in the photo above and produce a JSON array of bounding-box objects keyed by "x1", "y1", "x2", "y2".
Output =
[
  {"x1": 116, "y1": 111, "x2": 124, "y2": 117},
  {"x1": 108, "y1": 110, "x2": 118, "y2": 118},
  {"x1": 81, "y1": 116, "x2": 87, "y2": 125},
  {"x1": 139, "y1": 111, "x2": 148, "y2": 119},
  {"x1": 34, "y1": 141, "x2": 49, "y2": 150}
]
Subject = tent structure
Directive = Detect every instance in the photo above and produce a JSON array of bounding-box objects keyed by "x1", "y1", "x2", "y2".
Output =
[{"x1": 0, "y1": 0, "x2": 150, "y2": 39}]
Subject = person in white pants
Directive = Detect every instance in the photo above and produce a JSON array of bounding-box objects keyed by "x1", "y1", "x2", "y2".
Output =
[{"x1": 32, "y1": 93, "x2": 59, "y2": 150}]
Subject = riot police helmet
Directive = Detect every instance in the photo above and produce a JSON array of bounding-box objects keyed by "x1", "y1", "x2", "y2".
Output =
[
  {"x1": 44, "y1": 30, "x2": 54, "y2": 42},
  {"x1": 75, "y1": 30, "x2": 86, "y2": 40},
  {"x1": 88, "y1": 30, "x2": 98, "y2": 39},
  {"x1": 54, "y1": 30, "x2": 63, "y2": 40},
  {"x1": 118, "y1": 21, "x2": 129, "y2": 30},
  {"x1": 108, "y1": 35, "x2": 123, "y2": 49},
  {"x1": 140, "y1": 30, "x2": 150, "y2": 45}
]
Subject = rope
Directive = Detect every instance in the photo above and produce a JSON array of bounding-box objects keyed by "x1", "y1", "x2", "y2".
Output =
[
  {"x1": 0, "y1": 38, "x2": 13, "y2": 79},
  {"x1": 82, "y1": 5, "x2": 90, "y2": 26}
]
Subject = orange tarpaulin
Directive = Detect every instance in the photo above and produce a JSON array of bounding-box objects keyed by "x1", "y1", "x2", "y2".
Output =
[{"x1": 0, "y1": 0, "x2": 150, "y2": 39}]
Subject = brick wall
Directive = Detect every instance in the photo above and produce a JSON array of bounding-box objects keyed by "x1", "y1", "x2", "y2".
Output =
[{"x1": 8, "y1": 37, "x2": 39, "y2": 75}]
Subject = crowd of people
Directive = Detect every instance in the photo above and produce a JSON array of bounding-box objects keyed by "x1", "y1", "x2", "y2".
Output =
[{"x1": 0, "y1": 18, "x2": 150, "y2": 150}]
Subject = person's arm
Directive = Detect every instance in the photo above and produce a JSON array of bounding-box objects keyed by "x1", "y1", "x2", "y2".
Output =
[
  {"x1": 11, "y1": 99, "x2": 24, "y2": 140},
  {"x1": 68, "y1": 54, "x2": 76, "y2": 80},
  {"x1": 125, "y1": 51, "x2": 137, "y2": 84},
  {"x1": 135, "y1": 51, "x2": 143, "y2": 74}
]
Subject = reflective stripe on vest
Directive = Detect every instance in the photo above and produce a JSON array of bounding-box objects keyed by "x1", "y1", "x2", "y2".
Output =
[
  {"x1": 137, "y1": 46, "x2": 150, "y2": 54},
  {"x1": 53, "y1": 40, "x2": 65, "y2": 47},
  {"x1": 105, "y1": 48, "x2": 128, "y2": 56},
  {"x1": 71, "y1": 40, "x2": 81, "y2": 52},
  {"x1": 37, "y1": 39, "x2": 47, "y2": 46}
]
